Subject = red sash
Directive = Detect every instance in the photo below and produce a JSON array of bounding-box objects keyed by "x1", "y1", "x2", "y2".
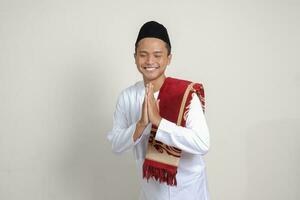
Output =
[{"x1": 143, "y1": 77, "x2": 205, "y2": 186}]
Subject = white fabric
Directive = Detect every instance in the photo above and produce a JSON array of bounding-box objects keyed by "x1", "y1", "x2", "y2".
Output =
[{"x1": 107, "y1": 80, "x2": 210, "y2": 200}]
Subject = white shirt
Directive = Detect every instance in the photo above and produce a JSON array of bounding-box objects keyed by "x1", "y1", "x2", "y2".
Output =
[{"x1": 107, "y1": 80, "x2": 210, "y2": 200}]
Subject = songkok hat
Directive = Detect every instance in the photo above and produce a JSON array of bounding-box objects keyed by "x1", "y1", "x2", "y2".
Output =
[{"x1": 135, "y1": 21, "x2": 171, "y2": 49}]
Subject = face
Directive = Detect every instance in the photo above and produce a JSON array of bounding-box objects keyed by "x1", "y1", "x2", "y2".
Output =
[{"x1": 134, "y1": 38, "x2": 172, "y2": 83}]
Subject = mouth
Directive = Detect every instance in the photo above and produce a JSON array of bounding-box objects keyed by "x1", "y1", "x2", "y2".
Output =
[{"x1": 143, "y1": 66, "x2": 159, "y2": 71}]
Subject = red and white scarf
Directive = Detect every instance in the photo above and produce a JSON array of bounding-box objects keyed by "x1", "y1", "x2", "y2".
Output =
[{"x1": 143, "y1": 77, "x2": 205, "y2": 186}]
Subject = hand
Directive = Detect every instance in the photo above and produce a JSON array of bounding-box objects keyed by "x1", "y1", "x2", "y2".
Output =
[
  {"x1": 147, "y1": 83, "x2": 162, "y2": 127},
  {"x1": 133, "y1": 87, "x2": 149, "y2": 142},
  {"x1": 138, "y1": 85, "x2": 149, "y2": 127}
]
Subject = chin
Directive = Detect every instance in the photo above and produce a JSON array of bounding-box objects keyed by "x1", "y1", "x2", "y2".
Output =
[{"x1": 143, "y1": 73, "x2": 164, "y2": 82}]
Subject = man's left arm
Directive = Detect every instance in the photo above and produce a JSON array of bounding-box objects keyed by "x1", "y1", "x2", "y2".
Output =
[{"x1": 155, "y1": 93, "x2": 210, "y2": 155}]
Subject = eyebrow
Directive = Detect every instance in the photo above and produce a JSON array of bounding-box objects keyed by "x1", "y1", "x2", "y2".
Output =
[
  {"x1": 138, "y1": 50, "x2": 149, "y2": 54},
  {"x1": 138, "y1": 50, "x2": 163, "y2": 54}
]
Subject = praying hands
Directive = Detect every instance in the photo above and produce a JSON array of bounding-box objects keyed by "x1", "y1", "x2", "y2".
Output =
[
  {"x1": 146, "y1": 83, "x2": 162, "y2": 127},
  {"x1": 133, "y1": 83, "x2": 162, "y2": 141}
]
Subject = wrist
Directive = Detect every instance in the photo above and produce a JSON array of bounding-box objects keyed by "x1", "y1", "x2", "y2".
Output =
[
  {"x1": 154, "y1": 117, "x2": 162, "y2": 127},
  {"x1": 133, "y1": 121, "x2": 148, "y2": 142},
  {"x1": 137, "y1": 120, "x2": 148, "y2": 128}
]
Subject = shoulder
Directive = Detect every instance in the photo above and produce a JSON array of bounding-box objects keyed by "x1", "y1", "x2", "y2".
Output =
[
  {"x1": 167, "y1": 77, "x2": 192, "y2": 85},
  {"x1": 117, "y1": 80, "x2": 144, "y2": 103},
  {"x1": 168, "y1": 77, "x2": 203, "y2": 85},
  {"x1": 120, "y1": 80, "x2": 144, "y2": 96},
  {"x1": 168, "y1": 77, "x2": 205, "y2": 111},
  {"x1": 167, "y1": 77, "x2": 204, "y2": 89},
  {"x1": 165, "y1": 77, "x2": 204, "y2": 93},
  {"x1": 167, "y1": 77, "x2": 204, "y2": 92}
]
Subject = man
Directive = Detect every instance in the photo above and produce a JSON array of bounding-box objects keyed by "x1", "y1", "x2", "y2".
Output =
[{"x1": 107, "y1": 21, "x2": 210, "y2": 200}]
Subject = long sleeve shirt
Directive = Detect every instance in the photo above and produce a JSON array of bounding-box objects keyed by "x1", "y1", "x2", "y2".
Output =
[{"x1": 107, "y1": 80, "x2": 210, "y2": 200}]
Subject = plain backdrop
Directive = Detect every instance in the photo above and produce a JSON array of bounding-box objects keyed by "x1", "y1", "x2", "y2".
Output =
[{"x1": 0, "y1": 0, "x2": 299, "y2": 200}]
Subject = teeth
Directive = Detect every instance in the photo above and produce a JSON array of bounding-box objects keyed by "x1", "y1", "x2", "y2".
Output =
[{"x1": 144, "y1": 67, "x2": 158, "y2": 71}]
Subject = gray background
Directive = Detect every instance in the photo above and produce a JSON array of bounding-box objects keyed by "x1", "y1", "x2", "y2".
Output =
[{"x1": 0, "y1": 0, "x2": 299, "y2": 199}]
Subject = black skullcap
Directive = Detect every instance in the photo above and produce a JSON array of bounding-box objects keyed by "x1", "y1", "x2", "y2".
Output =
[{"x1": 135, "y1": 21, "x2": 171, "y2": 49}]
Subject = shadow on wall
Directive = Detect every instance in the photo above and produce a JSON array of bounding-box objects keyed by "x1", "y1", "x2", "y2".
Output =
[
  {"x1": 245, "y1": 118, "x2": 300, "y2": 200},
  {"x1": 56, "y1": 58, "x2": 110, "y2": 199},
  {"x1": 51, "y1": 54, "x2": 138, "y2": 200}
]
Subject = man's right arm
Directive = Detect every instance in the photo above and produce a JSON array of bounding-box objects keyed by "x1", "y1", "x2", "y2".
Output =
[{"x1": 107, "y1": 91, "x2": 149, "y2": 153}]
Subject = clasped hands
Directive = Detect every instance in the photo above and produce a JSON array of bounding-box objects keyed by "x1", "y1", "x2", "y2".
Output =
[{"x1": 138, "y1": 82, "x2": 162, "y2": 128}]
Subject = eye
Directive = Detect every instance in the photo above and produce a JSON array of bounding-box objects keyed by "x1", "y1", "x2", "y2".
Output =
[
  {"x1": 139, "y1": 54, "x2": 146, "y2": 58},
  {"x1": 154, "y1": 55, "x2": 162, "y2": 58}
]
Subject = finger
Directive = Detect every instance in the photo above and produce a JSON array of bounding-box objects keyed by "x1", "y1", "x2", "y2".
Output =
[
  {"x1": 148, "y1": 83, "x2": 153, "y2": 96},
  {"x1": 144, "y1": 91, "x2": 148, "y2": 108},
  {"x1": 148, "y1": 93, "x2": 155, "y2": 107},
  {"x1": 156, "y1": 99, "x2": 160, "y2": 112},
  {"x1": 143, "y1": 95, "x2": 147, "y2": 109},
  {"x1": 146, "y1": 84, "x2": 151, "y2": 97},
  {"x1": 145, "y1": 84, "x2": 149, "y2": 94},
  {"x1": 147, "y1": 90, "x2": 154, "y2": 112},
  {"x1": 145, "y1": 85, "x2": 148, "y2": 98},
  {"x1": 147, "y1": 91, "x2": 152, "y2": 106},
  {"x1": 144, "y1": 90, "x2": 148, "y2": 112},
  {"x1": 149, "y1": 85, "x2": 156, "y2": 102}
]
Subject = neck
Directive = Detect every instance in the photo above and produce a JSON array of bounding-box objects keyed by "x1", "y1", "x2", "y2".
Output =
[{"x1": 144, "y1": 75, "x2": 166, "y2": 92}]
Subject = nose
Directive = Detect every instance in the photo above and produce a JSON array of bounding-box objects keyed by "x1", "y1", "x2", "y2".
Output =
[{"x1": 146, "y1": 55, "x2": 154, "y2": 64}]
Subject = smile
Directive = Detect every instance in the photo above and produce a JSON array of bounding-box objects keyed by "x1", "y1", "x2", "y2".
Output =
[{"x1": 144, "y1": 67, "x2": 159, "y2": 71}]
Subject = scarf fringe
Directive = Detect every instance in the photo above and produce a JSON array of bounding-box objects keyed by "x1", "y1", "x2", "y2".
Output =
[{"x1": 143, "y1": 159, "x2": 177, "y2": 186}]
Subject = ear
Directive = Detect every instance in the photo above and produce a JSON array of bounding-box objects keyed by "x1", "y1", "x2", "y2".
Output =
[
  {"x1": 167, "y1": 54, "x2": 172, "y2": 65},
  {"x1": 134, "y1": 53, "x2": 137, "y2": 64}
]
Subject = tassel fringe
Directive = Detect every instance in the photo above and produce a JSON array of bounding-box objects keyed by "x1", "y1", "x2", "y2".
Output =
[{"x1": 143, "y1": 159, "x2": 177, "y2": 186}]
